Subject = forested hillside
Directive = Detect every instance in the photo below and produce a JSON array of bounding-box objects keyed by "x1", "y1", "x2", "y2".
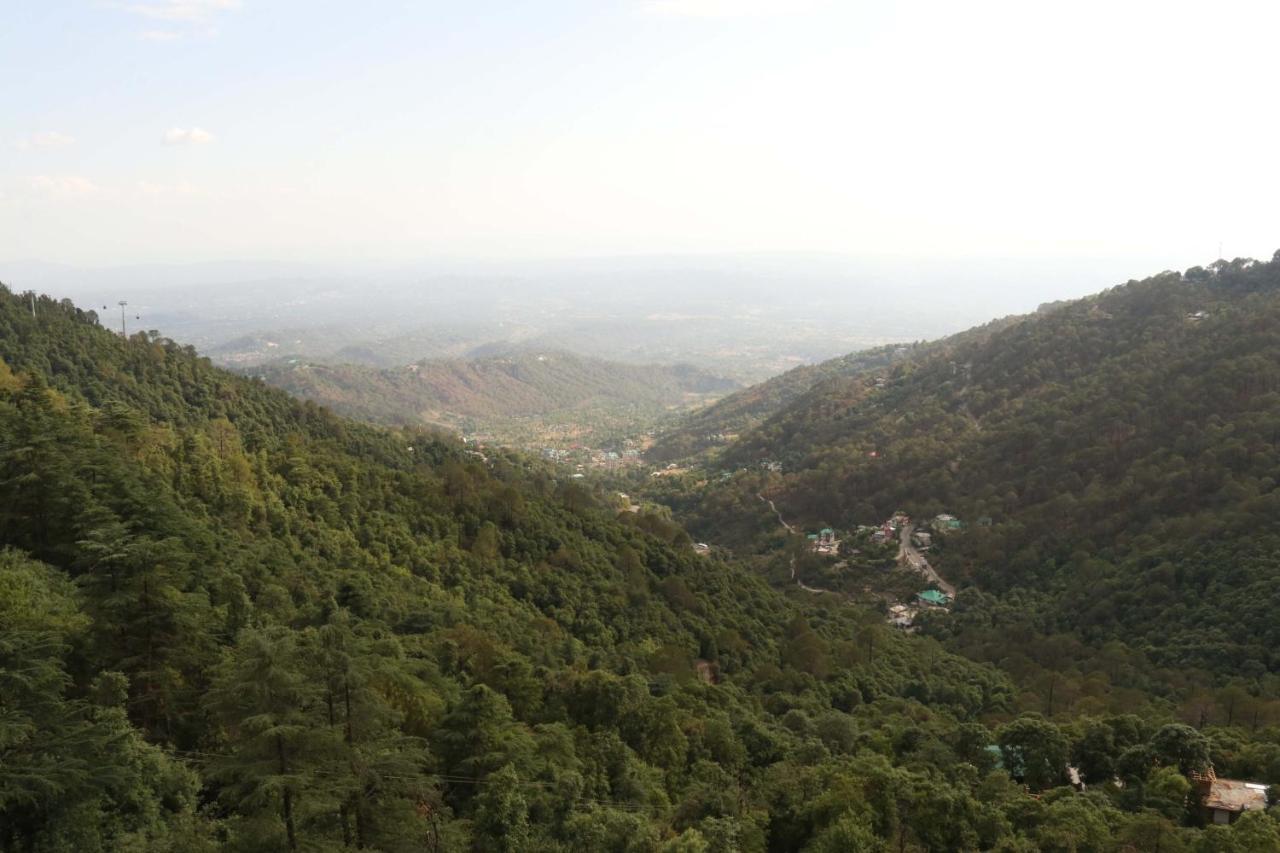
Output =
[
  {"x1": 252, "y1": 350, "x2": 738, "y2": 446},
  {"x1": 644, "y1": 345, "x2": 914, "y2": 463},
  {"x1": 660, "y1": 256, "x2": 1280, "y2": 727},
  {"x1": 6, "y1": 281, "x2": 1280, "y2": 851},
  {"x1": 645, "y1": 317, "x2": 1027, "y2": 465}
]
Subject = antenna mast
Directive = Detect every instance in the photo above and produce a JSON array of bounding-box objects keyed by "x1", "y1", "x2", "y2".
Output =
[{"x1": 118, "y1": 300, "x2": 128, "y2": 337}]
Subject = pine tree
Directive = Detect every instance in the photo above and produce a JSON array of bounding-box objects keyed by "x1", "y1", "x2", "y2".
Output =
[{"x1": 206, "y1": 626, "x2": 337, "y2": 852}]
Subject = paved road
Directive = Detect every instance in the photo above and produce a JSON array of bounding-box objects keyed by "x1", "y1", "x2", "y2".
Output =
[{"x1": 898, "y1": 523, "x2": 956, "y2": 598}]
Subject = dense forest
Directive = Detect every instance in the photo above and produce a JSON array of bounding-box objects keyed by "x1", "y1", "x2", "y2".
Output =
[
  {"x1": 642, "y1": 256, "x2": 1280, "y2": 744},
  {"x1": 251, "y1": 350, "x2": 737, "y2": 448},
  {"x1": 644, "y1": 346, "x2": 916, "y2": 464},
  {"x1": 4, "y1": 276, "x2": 1280, "y2": 852},
  {"x1": 644, "y1": 318, "x2": 1027, "y2": 464}
]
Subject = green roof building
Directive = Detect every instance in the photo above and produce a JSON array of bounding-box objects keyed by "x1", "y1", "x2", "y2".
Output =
[{"x1": 916, "y1": 589, "x2": 950, "y2": 607}]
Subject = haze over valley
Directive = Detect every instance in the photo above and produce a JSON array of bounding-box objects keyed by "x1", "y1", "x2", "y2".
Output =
[{"x1": 7, "y1": 2, "x2": 1280, "y2": 851}]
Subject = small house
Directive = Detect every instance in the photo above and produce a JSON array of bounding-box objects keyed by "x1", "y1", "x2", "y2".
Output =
[
  {"x1": 887, "y1": 604, "x2": 915, "y2": 628},
  {"x1": 916, "y1": 589, "x2": 950, "y2": 607},
  {"x1": 1193, "y1": 770, "x2": 1269, "y2": 825}
]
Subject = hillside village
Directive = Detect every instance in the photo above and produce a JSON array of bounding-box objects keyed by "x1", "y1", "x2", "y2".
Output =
[
  {"x1": 798, "y1": 511, "x2": 968, "y2": 630},
  {"x1": 746, "y1": 492, "x2": 970, "y2": 629}
]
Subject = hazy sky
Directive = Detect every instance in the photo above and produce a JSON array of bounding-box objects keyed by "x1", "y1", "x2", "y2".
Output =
[{"x1": 4, "y1": 0, "x2": 1278, "y2": 268}]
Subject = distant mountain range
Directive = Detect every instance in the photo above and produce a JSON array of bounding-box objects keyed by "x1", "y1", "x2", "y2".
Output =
[{"x1": 251, "y1": 349, "x2": 740, "y2": 440}]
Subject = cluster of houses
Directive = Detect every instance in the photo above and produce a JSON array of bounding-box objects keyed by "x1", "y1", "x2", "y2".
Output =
[
  {"x1": 538, "y1": 444, "x2": 645, "y2": 472},
  {"x1": 886, "y1": 588, "x2": 952, "y2": 630},
  {"x1": 806, "y1": 527, "x2": 840, "y2": 556},
  {"x1": 803, "y1": 510, "x2": 969, "y2": 630}
]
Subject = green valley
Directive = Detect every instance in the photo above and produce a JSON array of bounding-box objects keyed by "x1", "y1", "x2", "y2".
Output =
[
  {"x1": 251, "y1": 351, "x2": 739, "y2": 458},
  {"x1": 7, "y1": 255, "x2": 1280, "y2": 851}
]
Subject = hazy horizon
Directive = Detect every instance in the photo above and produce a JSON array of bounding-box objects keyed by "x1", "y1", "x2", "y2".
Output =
[{"x1": 0, "y1": 250, "x2": 1185, "y2": 372}]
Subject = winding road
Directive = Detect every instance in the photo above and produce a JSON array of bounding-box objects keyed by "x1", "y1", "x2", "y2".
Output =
[
  {"x1": 759, "y1": 493, "x2": 796, "y2": 534},
  {"x1": 897, "y1": 523, "x2": 956, "y2": 598},
  {"x1": 759, "y1": 493, "x2": 957, "y2": 600},
  {"x1": 758, "y1": 493, "x2": 835, "y2": 595}
]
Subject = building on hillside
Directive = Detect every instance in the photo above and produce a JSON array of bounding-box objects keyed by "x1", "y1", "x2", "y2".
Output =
[
  {"x1": 916, "y1": 589, "x2": 950, "y2": 607},
  {"x1": 887, "y1": 603, "x2": 916, "y2": 628},
  {"x1": 1191, "y1": 769, "x2": 1269, "y2": 825},
  {"x1": 812, "y1": 527, "x2": 841, "y2": 555},
  {"x1": 933, "y1": 514, "x2": 963, "y2": 531}
]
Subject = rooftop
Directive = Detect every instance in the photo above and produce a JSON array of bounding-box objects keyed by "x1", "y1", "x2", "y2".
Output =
[{"x1": 1204, "y1": 778, "x2": 1269, "y2": 813}]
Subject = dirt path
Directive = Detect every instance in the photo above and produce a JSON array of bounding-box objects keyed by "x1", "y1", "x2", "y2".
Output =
[
  {"x1": 758, "y1": 493, "x2": 797, "y2": 534},
  {"x1": 789, "y1": 558, "x2": 831, "y2": 594},
  {"x1": 759, "y1": 494, "x2": 958, "y2": 600},
  {"x1": 758, "y1": 493, "x2": 838, "y2": 596}
]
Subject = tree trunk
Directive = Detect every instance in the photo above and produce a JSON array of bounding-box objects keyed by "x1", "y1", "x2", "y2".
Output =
[{"x1": 277, "y1": 734, "x2": 298, "y2": 851}]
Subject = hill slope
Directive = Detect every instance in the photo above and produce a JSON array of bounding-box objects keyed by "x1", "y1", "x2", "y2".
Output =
[
  {"x1": 646, "y1": 316, "x2": 1027, "y2": 464},
  {"x1": 0, "y1": 284, "x2": 1019, "y2": 851},
  {"x1": 644, "y1": 344, "x2": 915, "y2": 463},
  {"x1": 253, "y1": 350, "x2": 739, "y2": 446},
  {"x1": 668, "y1": 255, "x2": 1280, "y2": 709},
  {"x1": 7, "y1": 279, "x2": 1280, "y2": 851}
]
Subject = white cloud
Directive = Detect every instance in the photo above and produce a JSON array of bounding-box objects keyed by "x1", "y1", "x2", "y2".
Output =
[
  {"x1": 639, "y1": 0, "x2": 829, "y2": 17},
  {"x1": 120, "y1": 0, "x2": 240, "y2": 23},
  {"x1": 139, "y1": 29, "x2": 182, "y2": 41},
  {"x1": 163, "y1": 127, "x2": 215, "y2": 145},
  {"x1": 26, "y1": 175, "x2": 100, "y2": 197},
  {"x1": 16, "y1": 131, "x2": 76, "y2": 150}
]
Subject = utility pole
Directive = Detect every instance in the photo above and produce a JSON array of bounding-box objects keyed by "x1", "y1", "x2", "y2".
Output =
[
  {"x1": 29, "y1": 292, "x2": 36, "y2": 318},
  {"x1": 118, "y1": 300, "x2": 128, "y2": 337}
]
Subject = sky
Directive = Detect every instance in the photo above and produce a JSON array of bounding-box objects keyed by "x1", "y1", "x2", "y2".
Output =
[{"x1": 3, "y1": 0, "x2": 1279, "y2": 270}]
